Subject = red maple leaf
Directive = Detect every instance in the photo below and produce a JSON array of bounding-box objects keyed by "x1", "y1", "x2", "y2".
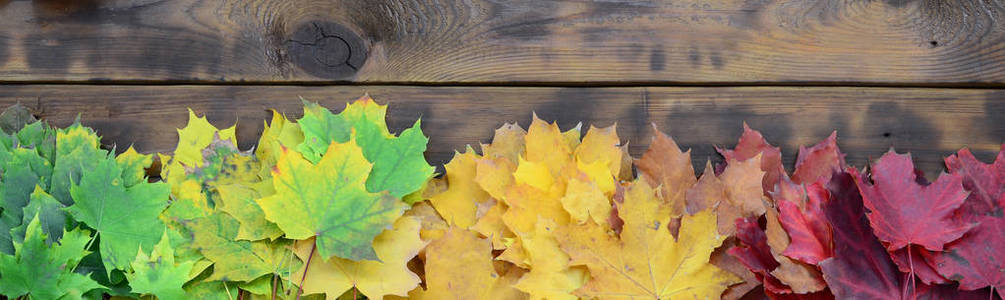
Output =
[
  {"x1": 775, "y1": 179, "x2": 834, "y2": 265},
  {"x1": 944, "y1": 146, "x2": 1005, "y2": 217},
  {"x1": 730, "y1": 217, "x2": 793, "y2": 295},
  {"x1": 851, "y1": 150, "x2": 971, "y2": 252},
  {"x1": 791, "y1": 132, "x2": 846, "y2": 185},
  {"x1": 717, "y1": 123, "x2": 785, "y2": 196},
  {"x1": 923, "y1": 146, "x2": 1005, "y2": 297},
  {"x1": 925, "y1": 216, "x2": 1004, "y2": 297}
]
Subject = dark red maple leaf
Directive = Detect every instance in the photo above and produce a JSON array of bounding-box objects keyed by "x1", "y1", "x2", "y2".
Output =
[
  {"x1": 717, "y1": 123, "x2": 785, "y2": 196},
  {"x1": 817, "y1": 172, "x2": 905, "y2": 299},
  {"x1": 791, "y1": 132, "x2": 846, "y2": 185},
  {"x1": 775, "y1": 180, "x2": 834, "y2": 265},
  {"x1": 851, "y1": 150, "x2": 971, "y2": 252},
  {"x1": 730, "y1": 217, "x2": 792, "y2": 294},
  {"x1": 925, "y1": 215, "x2": 1005, "y2": 297}
]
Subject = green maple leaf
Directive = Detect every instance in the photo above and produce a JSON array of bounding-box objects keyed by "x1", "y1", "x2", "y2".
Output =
[
  {"x1": 216, "y1": 184, "x2": 283, "y2": 241},
  {"x1": 296, "y1": 97, "x2": 434, "y2": 200},
  {"x1": 0, "y1": 147, "x2": 51, "y2": 254},
  {"x1": 190, "y1": 212, "x2": 295, "y2": 282},
  {"x1": 50, "y1": 123, "x2": 108, "y2": 206},
  {"x1": 258, "y1": 140, "x2": 406, "y2": 261},
  {"x1": 0, "y1": 214, "x2": 102, "y2": 299},
  {"x1": 125, "y1": 232, "x2": 195, "y2": 300},
  {"x1": 10, "y1": 186, "x2": 67, "y2": 245},
  {"x1": 66, "y1": 156, "x2": 170, "y2": 273}
]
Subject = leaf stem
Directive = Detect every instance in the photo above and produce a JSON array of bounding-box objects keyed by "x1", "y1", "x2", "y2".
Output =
[
  {"x1": 295, "y1": 242, "x2": 317, "y2": 300},
  {"x1": 271, "y1": 274, "x2": 278, "y2": 300}
]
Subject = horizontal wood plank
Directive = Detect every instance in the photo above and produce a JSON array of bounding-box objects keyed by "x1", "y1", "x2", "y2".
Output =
[
  {"x1": 0, "y1": 85, "x2": 1000, "y2": 177},
  {"x1": 0, "y1": 0, "x2": 1003, "y2": 84}
]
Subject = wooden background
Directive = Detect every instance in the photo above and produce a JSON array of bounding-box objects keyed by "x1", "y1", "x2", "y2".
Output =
[{"x1": 0, "y1": 0, "x2": 1002, "y2": 176}]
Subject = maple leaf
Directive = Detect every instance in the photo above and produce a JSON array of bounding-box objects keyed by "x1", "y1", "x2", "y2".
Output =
[
  {"x1": 636, "y1": 126, "x2": 697, "y2": 217},
  {"x1": 189, "y1": 212, "x2": 294, "y2": 282},
  {"x1": 717, "y1": 123, "x2": 785, "y2": 195},
  {"x1": 9, "y1": 186, "x2": 66, "y2": 246},
  {"x1": 0, "y1": 103, "x2": 36, "y2": 135},
  {"x1": 686, "y1": 156, "x2": 767, "y2": 236},
  {"x1": 429, "y1": 148, "x2": 489, "y2": 228},
  {"x1": 216, "y1": 184, "x2": 283, "y2": 241},
  {"x1": 125, "y1": 232, "x2": 196, "y2": 300},
  {"x1": 729, "y1": 217, "x2": 793, "y2": 294},
  {"x1": 557, "y1": 180, "x2": 740, "y2": 299},
  {"x1": 943, "y1": 146, "x2": 1005, "y2": 216},
  {"x1": 66, "y1": 154, "x2": 170, "y2": 273},
  {"x1": 573, "y1": 124, "x2": 622, "y2": 184},
  {"x1": 292, "y1": 216, "x2": 426, "y2": 299},
  {"x1": 257, "y1": 140, "x2": 406, "y2": 261},
  {"x1": 774, "y1": 179, "x2": 833, "y2": 265},
  {"x1": 817, "y1": 172, "x2": 904, "y2": 298},
  {"x1": 0, "y1": 147, "x2": 51, "y2": 253},
  {"x1": 0, "y1": 214, "x2": 102, "y2": 299},
  {"x1": 480, "y1": 122, "x2": 526, "y2": 163},
  {"x1": 853, "y1": 150, "x2": 971, "y2": 252},
  {"x1": 764, "y1": 208, "x2": 828, "y2": 294},
  {"x1": 296, "y1": 97, "x2": 434, "y2": 200},
  {"x1": 512, "y1": 218, "x2": 588, "y2": 299},
  {"x1": 924, "y1": 146, "x2": 1005, "y2": 297},
  {"x1": 255, "y1": 110, "x2": 305, "y2": 180},
  {"x1": 791, "y1": 132, "x2": 846, "y2": 185},
  {"x1": 407, "y1": 227, "x2": 527, "y2": 299},
  {"x1": 50, "y1": 123, "x2": 107, "y2": 206}
]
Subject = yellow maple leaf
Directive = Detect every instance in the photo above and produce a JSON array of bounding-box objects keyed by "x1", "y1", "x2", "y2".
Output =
[
  {"x1": 574, "y1": 124, "x2": 622, "y2": 180},
  {"x1": 481, "y1": 122, "x2": 526, "y2": 163},
  {"x1": 557, "y1": 180, "x2": 740, "y2": 299},
  {"x1": 291, "y1": 216, "x2": 426, "y2": 300},
  {"x1": 429, "y1": 148, "x2": 489, "y2": 228},
  {"x1": 408, "y1": 227, "x2": 526, "y2": 299},
  {"x1": 513, "y1": 218, "x2": 588, "y2": 299}
]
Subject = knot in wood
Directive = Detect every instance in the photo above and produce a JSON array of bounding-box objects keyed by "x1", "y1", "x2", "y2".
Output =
[{"x1": 287, "y1": 21, "x2": 366, "y2": 79}]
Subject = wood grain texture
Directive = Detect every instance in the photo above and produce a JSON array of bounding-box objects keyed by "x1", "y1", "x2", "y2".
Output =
[
  {"x1": 1, "y1": 85, "x2": 1000, "y2": 177},
  {"x1": 0, "y1": 0, "x2": 1003, "y2": 84}
]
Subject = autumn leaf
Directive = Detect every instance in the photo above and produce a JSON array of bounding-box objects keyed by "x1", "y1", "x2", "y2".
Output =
[
  {"x1": 686, "y1": 156, "x2": 767, "y2": 236},
  {"x1": 925, "y1": 146, "x2": 1005, "y2": 296},
  {"x1": 775, "y1": 179, "x2": 833, "y2": 265},
  {"x1": 66, "y1": 154, "x2": 170, "y2": 273},
  {"x1": 50, "y1": 123, "x2": 106, "y2": 206},
  {"x1": 0, "y1": 214, "x2": 102, "y2": 299},
  {"x1": 512, "y1": 218, "x2": 588, "y2": 299},
  {"x1": 257, "y1": 140, "x2": 406, "y2": 261},
  {"x1": 296, "y1": 97, "x2": 434, "y2": 200},
  {"x1": 125, "y1": 232, "x2": 196, "y2": 300},
  {"x1": 717, "y1": 123, "x2": 785, "y2": 195},
  {"x1": 764, "y1": 208, "x2": 828, "y2": 294},
  {"x1": 292, "y1": 216, "x2": 426, "y2": 299},
  {"x1": 216, "y1": 184, "x2": 283, "y2": 241},
  {"x1": 729, "y1": 217, "x2": 794, "y2": 294},
  {"x1": 408, "y1": 227, "x2": 527, "y2": 299},
  {"x1": 429, "y1": 148, "x2": 489, "y2": 228},
  {"x1": 854, "y1": 150, "x2": 971, "y2": 252},
  {"x1": 255, "y1": 110, "x2": 305, "y2": 180},
  {"x1": 791, "y1": 132, "x2": 845, "y2": 185},
  {"x1": 636, "y1": 125, "x2": 696, "y2": 217},
  {"x1": 557, "y1": 180, "x2": 740, "y2": 299},
  {"x1": 189, "y1": 212, "x2": 294, "y2": 282}
]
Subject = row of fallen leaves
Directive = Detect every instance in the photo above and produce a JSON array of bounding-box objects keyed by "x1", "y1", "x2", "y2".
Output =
[{"x1": 0, "y1": 96, "x2": 1002, "y2": 300}]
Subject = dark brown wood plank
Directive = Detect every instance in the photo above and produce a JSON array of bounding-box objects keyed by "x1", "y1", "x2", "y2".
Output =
[
  {"x1": 0, "y1": 85, "x2": 1000, "y2": 177},
  {"x1": 0, "y1": 0, "x2": 1003, "y2": 84}
]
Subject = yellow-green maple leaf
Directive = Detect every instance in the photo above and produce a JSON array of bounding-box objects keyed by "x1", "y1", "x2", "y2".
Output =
[
  {"x1": 189, "y1": 212, "x2": 295, "y2": 282},
  {"x1": 291, "y1": 216, "x2": 426, "y2": 299},
  {"x1": 257, "y1": 139, "x2": 406, "y2": 261},
  {"x1": 557, "y1": 180, "x2": 740, "y2": 299}
]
